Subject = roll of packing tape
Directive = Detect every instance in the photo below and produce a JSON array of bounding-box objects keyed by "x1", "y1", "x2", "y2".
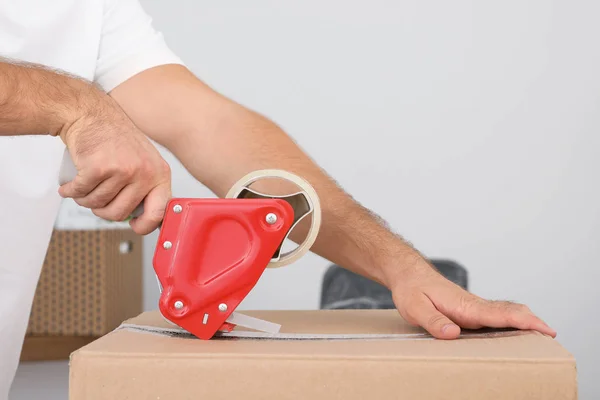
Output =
[{"x1": 226, "y1": 169, "x2": 322, "y2": 268}]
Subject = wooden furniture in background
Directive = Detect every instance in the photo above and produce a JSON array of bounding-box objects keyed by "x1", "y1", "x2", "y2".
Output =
[{"x1": 20, "y1": 229, "x2": 143, "y2": 361}]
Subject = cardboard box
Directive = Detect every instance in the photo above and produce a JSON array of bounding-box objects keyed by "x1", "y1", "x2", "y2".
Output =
[{"x1": 69, "y1": 310, "x2": 577, "y2": 399}]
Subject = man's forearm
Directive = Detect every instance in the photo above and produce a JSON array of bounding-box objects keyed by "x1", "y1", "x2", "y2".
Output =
[
  {"x1": 0, "y1": 59, "x2": 98, "y2": 137},
  {"x1": 109, "y1": 65, "x2": 424, "y2": 288},
  {"x1": 201, "y1": 112, "x2": 421, "y2": 284},
  {"x1": 179, "y1": 108, "x2": 422, "y2": 286}
]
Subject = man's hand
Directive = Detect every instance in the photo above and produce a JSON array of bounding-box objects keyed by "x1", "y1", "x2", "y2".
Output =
[
  {"x1": 107, "y1": 64, "x2": 557, "y2": 338},
  {"x1": 0, "y1": 59, "x2": 171, "y2": 235},
  {"x1": 389, "y1": 258, "x2": 556, "y2": 339},
  {"x1": 57, "y1": 97, "x2": 171, "y2": 235}
]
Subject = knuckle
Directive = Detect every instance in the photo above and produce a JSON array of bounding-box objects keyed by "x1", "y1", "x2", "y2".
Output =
[
  {"x1": 458, "y1": 294, "x2": 476, "y2": 314},
  {"x1": 120, "y1": 164, "x2": 136, "y2": 180},
  {"x1": 137, "y1": 159, "x2": 153, "y2": 176},
  {"x1": 111, "y1": 164, "x2": 126, "y2": 179},
  {"x1": 427, "y1": 314, "x2": 447, "y2": 328},
  {"x1": 98, "y1": 206, "x2": 129, "y2": 222},
  {"x1": 89, "y1": 165, "x2": 108, "y2": 180},
  {"x1": 86, "y1": 198, "x2": 103, "y2": 209},
  {"x1": 101, "y1": 190, "x2": 117, "y2": 202},
  {"x1": 148, "y1": 207, "x2": 165, "y2": 222},
  {"x1": 69, "y1": 186, "x2": 83, "y2": 198},
  {"x1": 71, "y1": 184, "x2": 89, "y2": 197},
  {"x1": 89, "y1": 195, "x2": 112, "y2": 209}
]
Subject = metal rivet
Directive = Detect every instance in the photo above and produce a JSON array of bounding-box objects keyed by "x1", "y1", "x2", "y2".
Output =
[
  {"x1": 265, "y1": 213, "x2": 277, "y2": 225},
  {"x1": 173, "y1": 204, "x2": 183, "y2": 213},
  {"x1": 163, "y1": 241, "x2": 172, "y2": 250},
  {"x1": 174, "y1": 300, "x2": 184, "y2": 310},
  {"x1": 218, "y1": 303, "x2": 228, "y2": 312}
]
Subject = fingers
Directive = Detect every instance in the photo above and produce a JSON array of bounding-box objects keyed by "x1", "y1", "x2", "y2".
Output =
[
  {"x1": 59, "y1": 162, "x2": 129, "y2": 206},
  {"x1": 396, "y1": 271, "x2": 558, "y2": 339},
  {"x1": 431, "y1": 286, "x2": 557, "y2": 338},
  {"x1": 401, "y1": 292, "x2": 461, "y2": 339},
  {"x1": 92, "y1": 183, "x2": 147, "y2": 223},
  {"x1": 68, "y1": 177, "x2": 168, "y2": 235},
  {"x1": 57, "y1": 150, "x2": 171, "y2": 236},
  {"x1": 469, "y1": 298, "x2": 557, "y2": 337},
  {"x1": 129, "y1": 183, "x2": 171, "y2": 235},
  {"x1": 70, "y1": 176, "x2": 127, "y2": 209},
  {"x1": 58, "y1": 170, "x2": 103, "y2": 199},
  {"x1": 61, "y1": 175, "x2": 169, "y2": 235}
]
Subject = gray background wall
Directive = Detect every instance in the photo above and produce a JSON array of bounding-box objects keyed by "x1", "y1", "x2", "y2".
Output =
[{"x1": 11, "y1": 0, "x2": 600, "y2": 399}]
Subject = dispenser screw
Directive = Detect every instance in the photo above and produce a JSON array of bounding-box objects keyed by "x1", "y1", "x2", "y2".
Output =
[
  {"x1": 173, "y1": 204, "x2": 183, "y2": 213},
  {"x1": 218, "y1": 303, "x2": 228, "y2": 312},
  {"x1": 265, "y1": 213, "x2": 277, "y2": 225},
  {"x1": 174, "y1": 301, "x2": 184, "y2": 310},
  {"x1": 163, "y1": 241, "x2": 172, "y2": 249}
]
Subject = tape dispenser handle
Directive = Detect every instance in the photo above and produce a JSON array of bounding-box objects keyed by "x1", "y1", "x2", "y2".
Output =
[{"x1": 58, "y1": 148, "x2": 145, "y2": 219}]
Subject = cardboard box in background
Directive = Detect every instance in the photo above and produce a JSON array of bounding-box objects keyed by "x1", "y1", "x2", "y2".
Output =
[
  {"x1": 69, "y1": 310, "x2": 577, "y2": 400},
  {"x1": 21, "y1": 228, "x2": 143, "y2": 361}
]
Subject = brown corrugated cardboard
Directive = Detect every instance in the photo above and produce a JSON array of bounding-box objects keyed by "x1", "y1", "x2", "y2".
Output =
[
  {"x1": 27, "y1": 229, "x2": 143, "y2": 337},
  {"x1": 69, "y1": 310, "x2": 577, "y2": 400}
]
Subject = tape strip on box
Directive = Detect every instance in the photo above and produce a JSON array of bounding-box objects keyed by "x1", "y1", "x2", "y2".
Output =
[{"x1": 115, "y1": 322, "x2": 528, "y2": 341}]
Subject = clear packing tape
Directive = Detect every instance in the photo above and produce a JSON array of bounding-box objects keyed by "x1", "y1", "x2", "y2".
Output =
[{"x1": 115, "y1": 322, "x2": 528, "y2": 341}]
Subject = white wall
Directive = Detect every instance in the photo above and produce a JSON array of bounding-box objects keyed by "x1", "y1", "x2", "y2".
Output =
[{"x1": 11, "y1": 1, "x2": 600, "y2": 399}]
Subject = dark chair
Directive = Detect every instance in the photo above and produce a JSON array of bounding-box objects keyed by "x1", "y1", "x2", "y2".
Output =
[{"x1": 320, "y1": 259, "x2": 468, "y2": 310}]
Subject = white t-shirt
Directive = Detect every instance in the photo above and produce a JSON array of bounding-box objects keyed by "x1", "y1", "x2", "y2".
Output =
[{"x1": 0, "y1": 0, "x2": 183, "y2": 397}]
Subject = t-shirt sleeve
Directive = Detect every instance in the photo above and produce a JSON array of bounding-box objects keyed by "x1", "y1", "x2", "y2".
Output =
[{"x1": 94, "y1": 0, "x2": 185, "y2": 92}]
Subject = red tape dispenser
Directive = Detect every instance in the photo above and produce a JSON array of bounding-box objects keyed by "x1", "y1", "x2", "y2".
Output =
[{"x1": 152, "y1": 170, "x2": 321, "y2": 339}]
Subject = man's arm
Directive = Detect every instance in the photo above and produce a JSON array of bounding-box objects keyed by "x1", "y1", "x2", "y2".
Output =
[
  {"x1": 0, "y1": 59, "x2": 94, "y2": 137},
  {"x1": 0, "y1": 59, "x2": 171, "y2": 234},
  {"x1": 109, "y1": 64, "x2": 394, "y2": 284},
  {"x1": 109, "y1": 64, "x2": 557, "y2": 339}
]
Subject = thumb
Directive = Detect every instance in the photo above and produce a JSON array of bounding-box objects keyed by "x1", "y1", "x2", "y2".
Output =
[{"x1": 401, "y1": 292, "x2": 461, "y2": 339}]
